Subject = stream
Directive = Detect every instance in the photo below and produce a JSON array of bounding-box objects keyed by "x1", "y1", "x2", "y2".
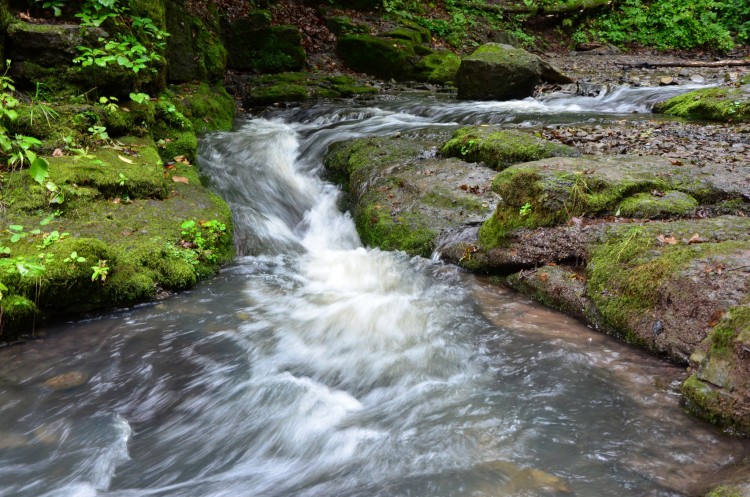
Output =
[{"x1": 0, "y1": 86, "x2": 747, "y2": 497}]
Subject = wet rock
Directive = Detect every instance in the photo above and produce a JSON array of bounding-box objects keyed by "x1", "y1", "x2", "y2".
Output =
[
  {"x1": 690, "y1": 74, "x2": 706, "y2": 84},
  {"x1": 455, "y1": 43, "x2": 572, "y2": 101},
  {"x1": 324, "y1": 131, "x2": 496, "y2": 257},
  {"x1": 440, "y1": 126, "x2": 579, "y2": 171},
  {"x1": 659, "y1": 76, "x2": 677, "y2": 86},
  {"x1": 42, "y1": 371, "x2": 89, "y2": 390},
  {"x1": 654, "y1": 87, "x2": 750, "y2": 122}
]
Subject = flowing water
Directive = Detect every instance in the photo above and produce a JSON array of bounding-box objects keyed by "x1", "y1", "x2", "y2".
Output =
[{"x1": 0, "y1": 87, "x2": 747, "y2": 497}]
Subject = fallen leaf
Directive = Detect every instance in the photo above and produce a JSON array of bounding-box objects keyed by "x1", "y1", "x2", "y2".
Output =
[
  {"x1": 174, "y1": 155, "x2": 192, "y2": 165},
  {"x1": 52, "y1": 148, "x2": 64, "y2": 157},
  {"x1": 657, "y1": 234, "x2": 678, "y2": 245},
  {"x1": 670, "y1": 159, "x2": 683, "y2": 166},
  {"x1": 687, "y1": 233, "x2": 705, "y2": 244},
  {"x1": 651, "y1": 190, "x2": 665, "y2": 197},
  {"x1": 118, "y1": 154, "x2": 134, "y2": 164},
  {"x1": 171, "y1": 176, "x2": 189, "y2": 184},
  {"x1": 538, "y1": 272, "x2": 549, "y2": 282},
  {"x1": 708, "y1": 309, "x2": 724, "y2": 327}
]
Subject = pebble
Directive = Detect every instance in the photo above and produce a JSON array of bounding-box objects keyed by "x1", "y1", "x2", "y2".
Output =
[{"x1": 42, "y1": 371, "x2": 89, "y2": 390}]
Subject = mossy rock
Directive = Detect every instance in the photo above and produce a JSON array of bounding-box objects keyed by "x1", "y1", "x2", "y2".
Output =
[
  {"x1": 683, "y1": 305, "x2": 750, "y2": 434},
  {"x1": 323, "y1": 15, "x2": 370, "y2": 36},
  {"x1": 165, "y1": 0, "x2": 227, "y2": 83},
  {"x1": 653, "y1": 86, "x2": 750, "y2": 123},
  {"x1": 247, "y1": 83, "x2": 309, "y2": 106},
  {"x1": 166, "y1": 82, "x2": 236, "y2": 133},
  {"x1": 324, "y1": 131, "x2": 495, "y2": 257},
  {"x1": 455, "y1": 43, "x2": 570, "y2": 101},
  {"x1": 0, "y1": 138, "x2": 234, "y2": 340},
  {"x1": 584, "y1": 217, "x2": 750, "y2": 358},
  {"x1": 418, "y1": 51, "x2": 461, "y2": 84},
  {"x1": 337, "y1": 34, "x2": 421, "y2": 81},
  {"x1": 46, "y1": 135, "x2": 168, "y2": 201},
  {"x1": 478, "y1": 155, "x2": 750, "y2": 248},
  {"x1": 618, "y1": 190, "x2": 699, "y2": 219},
  {"x1": 222, "y1": 19, "x2": 306, "y2": 73},
  {"x1": 441, "y1": 127, "x2": 578, "y2": 171},
  {"x1": 381, "y1": 25, "x2": 430, "y2": 45}
]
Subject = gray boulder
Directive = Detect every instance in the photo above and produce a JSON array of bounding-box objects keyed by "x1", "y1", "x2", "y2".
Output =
[{"x1": 455, "y1": 43, "x2": 572, "y2": 101}]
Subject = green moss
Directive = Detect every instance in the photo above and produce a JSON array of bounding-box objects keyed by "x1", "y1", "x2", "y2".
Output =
[
  {"x1": 324, "y1": 15, "x2": 370, "y2": 36},
  {"x1": 653, "y1": 87, "x2": 750, "y2": 122},
  {"x1": 355, "y1": 202, "x2": 435, "y2": 257},
  {"x1": 709, "y1": 306, "x2": 750, "y2": 354},
  {"x1": 248, "y1": 83, "x2": 309, "y2": 106},
  {"x1": 337, "y1": 34, "x2": 420, "y2": 80},
  {"x1": 156, "y1": 130, "x2": 198, "y2": 164},
  {"x1": 0, "y1": 136, "x2": 234, "y2": 340},
  {"x1": 169, "y1": 83, "x2": 236, "y2": 133},
  {"x1": 618, "y1": 190, "x2": 698, "y2": 219},
  {"x1": 585, "y1": 222, "x2": 749, "y2": 342},
  {"x1": 442, "y1": 127, "x2": 578, "y2": 171},
  {"x1": 0, "y1": 295, "x2": 38, "y2": 339},
  {"x1": 682, "y1": 374, "x2": 724, "y2": 424},
  {"x1": 420, "y1": 51, "x2": 461, "y2": 84},
  {"x1": 705, "y1": 485, "x2": 743, "y2": 497},
  {"x1": 423, "y1": 188, "x2": 485, "y2": 212},
  {"x1": 47, "y1": 135, "x2": 168, "y2": 200}
]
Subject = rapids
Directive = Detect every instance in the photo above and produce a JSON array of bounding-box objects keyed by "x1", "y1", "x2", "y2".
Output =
[{"x1": 0, "y1": 86, "x2": 746, "y2": 497}]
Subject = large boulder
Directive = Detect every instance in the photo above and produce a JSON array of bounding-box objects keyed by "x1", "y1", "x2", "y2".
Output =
[{"x1": 455, "y1": 43, "x2": 572, "y2": 100}]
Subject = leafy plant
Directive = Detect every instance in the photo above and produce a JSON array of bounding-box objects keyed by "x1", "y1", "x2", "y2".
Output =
[
  {"x1": 63, "y1": 251, "x2": 87, "y2": 264},
  {"x1": 73, "y1": 0, "x2": 169, "y2": 90},
  {"x1": 91, "y1": 260, "x2": 109, "y2": 281},
  {"x1": 36, "y1": 230, "x2": 69, "y2": 249},
  {"x1": 179, "y1": 219, "x2": 227, "y2": 263},
  {"x1": 519, "y1": 202, "x2": 532, "y2": 217},
  {"x1": 8, "y1": 225, "x2": 41, "y2": 243}
]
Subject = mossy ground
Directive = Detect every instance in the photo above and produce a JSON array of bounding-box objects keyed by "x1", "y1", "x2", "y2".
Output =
[{"x1": 653, "y1": 87, "x2": 750, "y2": 122}]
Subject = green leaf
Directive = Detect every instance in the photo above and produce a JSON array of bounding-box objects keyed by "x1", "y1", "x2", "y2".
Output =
[{"x1": 29, "y1": 157, "x2": 50, "y2": 185}]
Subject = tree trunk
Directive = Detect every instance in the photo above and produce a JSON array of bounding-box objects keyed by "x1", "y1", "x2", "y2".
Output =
[{"x1": 455, "y1": 0, "x2": 616, "y2": 16}]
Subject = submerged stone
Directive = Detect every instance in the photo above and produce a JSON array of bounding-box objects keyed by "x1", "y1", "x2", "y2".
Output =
[{"x1": 43, "y1": 371, "x2": 89, "y2": 390}]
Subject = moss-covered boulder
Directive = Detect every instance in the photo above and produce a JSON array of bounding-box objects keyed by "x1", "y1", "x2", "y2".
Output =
[
  {"x1": 653, "y1": 86, "x2": 750, "y2": 122},
  {"x1": 476, "y1": 155, "x2": 749, "y2": 248},
  {"x1": 324, "y1": 131, "x2": 496, "y2": 257},
  {"x1": 222, "y1": 15, "x2": 306, "y2": 73},
  {"x1": 165, "y1": 0, "x2": 227, "y2": 83},
  {"x1": 0, "y1": 136, "x2": 233, "y2": 340},
  {"x1": 455, "y1": 43, "x2": 572, "y2": 101},
  {"x1": 337, "y1": 34, "x2": 423, "y2": 81},
  {"x1": 441, "y1": 126, "x2": 579, "y2": 170}
]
